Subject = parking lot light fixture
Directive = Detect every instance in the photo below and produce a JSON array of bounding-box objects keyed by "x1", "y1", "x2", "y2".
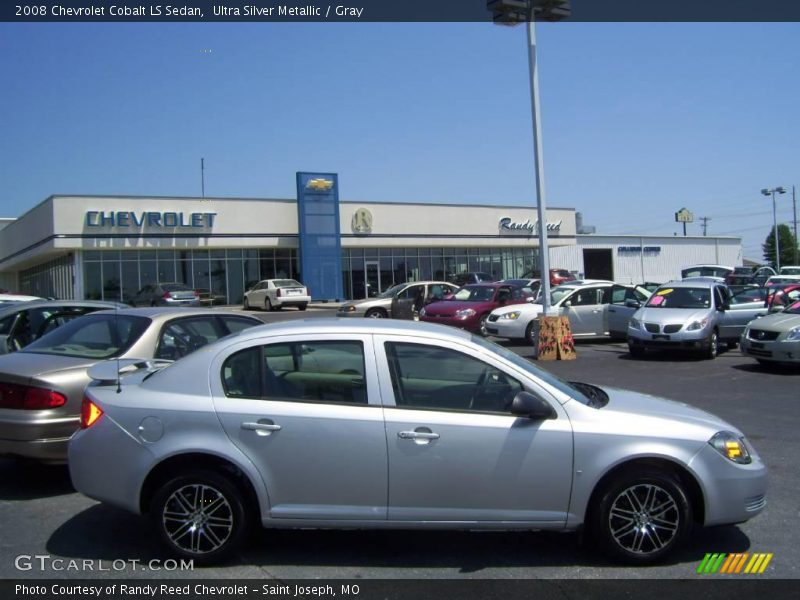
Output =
[
  {"x1": 762, "y1": 187, "x2": 787, "y2": 270},
  {"x1": 487, "y1": 1, "x2": 570, "y2": 316}
]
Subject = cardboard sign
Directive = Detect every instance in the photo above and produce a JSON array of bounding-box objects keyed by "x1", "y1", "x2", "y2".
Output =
[{"x1": 537, "y1": 316, "x2": 576, "y2": 361}]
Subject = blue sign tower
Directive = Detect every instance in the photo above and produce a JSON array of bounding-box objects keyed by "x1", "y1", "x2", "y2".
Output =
[{"x1": 296, "y1": 172, "x2": 344, "y2": 301}]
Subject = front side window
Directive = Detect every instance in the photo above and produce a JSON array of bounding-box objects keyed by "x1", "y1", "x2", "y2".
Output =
[
  {"x1": 569, "y1": 288, "x2": 601, "y2": 306},
  {"x1": 385, "y1": 342, "x2": 523, "y2": 413},
  {"x1": 222, "y1": 341, "x2": 367, "y2": 404}
]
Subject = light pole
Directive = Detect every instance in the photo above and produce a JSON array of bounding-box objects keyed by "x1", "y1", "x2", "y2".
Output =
[
  {"x1": 487, "y1": 0, "x2": 570, "y2": 315},
  {"x1": 761, "y1": 186, "x2": 787, "y2": 270}
]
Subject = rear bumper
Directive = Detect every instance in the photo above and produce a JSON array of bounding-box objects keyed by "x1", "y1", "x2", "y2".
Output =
[{"x1": 0, "y1": 411, "x2": 78, "y2": 462}]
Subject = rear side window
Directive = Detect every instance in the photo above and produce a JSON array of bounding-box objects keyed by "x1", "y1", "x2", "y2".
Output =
[
  {"x1": 222, "y1": 341, "x2": 367, "y2": 405},
  {"x1": 155, "y1": 316, "x2": 224, "y2": 360}
]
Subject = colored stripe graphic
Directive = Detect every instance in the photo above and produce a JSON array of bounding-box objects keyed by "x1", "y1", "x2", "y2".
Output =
[{"x1": 698, "y1": 552, "x2": 773, "y2": 574}]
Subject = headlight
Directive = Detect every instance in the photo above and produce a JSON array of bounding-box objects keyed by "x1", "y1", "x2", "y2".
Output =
[
  {"x1": 499, "y1": 311, "x2": 521, "y2": 320},
  {"x1": 629, "y1": 318, "x2": 640, "y2": 330},
  {"x1": 686, "y1": 319, "x2": 708, "y2": 331},
  {"x1": 785, "y1": 326, "x2": 800, "y2": 341},
  {"x1": 344, "y1": 305, "x2": 356, "y2": 312},
  {"x1": 455, "y1": 308, "x2": 476, "y2": 319},
  {"x1": 709, "y1": 431, "x2": 752, "y2": 464}
]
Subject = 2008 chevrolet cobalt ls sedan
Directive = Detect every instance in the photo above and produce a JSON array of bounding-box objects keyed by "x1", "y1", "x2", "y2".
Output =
[{"x1": 69, "y1": 319, "x2": 766, "y2": 565}]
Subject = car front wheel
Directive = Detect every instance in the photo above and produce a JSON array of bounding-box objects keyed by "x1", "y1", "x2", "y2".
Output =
[
  {"x1": 705, "y1": 330, "x2": 719, "y2": 360},
  {"x1": 477, "y1": 314, "x2": 489, "y2": 337},
  {"x1": 152, "y1": 470, "x2": 248, "y2": 564},
  {"x1": 591, "y1": 469, "x2": 691, "y2": 564}
]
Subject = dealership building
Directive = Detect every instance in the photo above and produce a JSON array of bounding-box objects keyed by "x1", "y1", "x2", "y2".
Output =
[{"x1": 0, "y1": 175, "x2": 742, "y2": 303}]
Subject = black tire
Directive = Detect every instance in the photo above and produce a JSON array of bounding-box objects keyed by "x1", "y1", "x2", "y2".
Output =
[
  {"x1": 243, "y1": 296, "x2": 251, "y2": 310},
  {"x1": 591, "y1": 468, "x2": 692, "y2": 565},
  {"x1": 365, "y1": 308, "x2": 387, "y2": 319},
  {"x1": 628, "y1": 345, "x2": 646, "y2": 359},
  {"x1": 525, "y1": 321, "x2": 536, "y2": 346},
  {"x1": 705, "y1": 330, "x2": 719, "y2": 360},
  {"x1": 265, "y1": 298, "x2": 273, "y2": 312},
  {"x1": 151, "y1": 469, "x2": 248, "y2": 565},
  {"x1": 298, "y1": 303, "x2": 308, "y2": 311},
  {"x1": 477, "y1": 314, "x2": 489, "y2": 337}
]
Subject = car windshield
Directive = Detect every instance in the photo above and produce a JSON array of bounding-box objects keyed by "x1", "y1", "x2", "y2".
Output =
[
  {"x1": 551, "y1": 287, "x2": 575, "y2": 305},
  {"x1": 784, "y1": 300, "x2": 800, "y2": 314},
  {"x1": 471, "y1": 335, "x2": 592, "y2": 406},
  {"x1": 646, "y1": 287, "x2": 711, "y2": 309},
  {"x1": 21, "y1": 314, "x2": 150, "y2": 359},
  {"x1": 377, "y1": 284, "x2": 406, "y2": 299},
  {"x1": 273, "y1": 279, "x2": 303, "y2": 288},
  {"x1": 780, "y1": 267, "x2": 800, "y2": 275},
  {"x1": 453, "y1": 286, "x2": 496, "y2": 302}
]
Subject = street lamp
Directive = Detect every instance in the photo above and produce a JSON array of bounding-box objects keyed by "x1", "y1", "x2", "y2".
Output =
[
  {"x1": 761, "y1": 186, "x2": 787, "y2": 270},
  {"x1": 487, "y1": 0, "x2": 570, "y2": 316}
]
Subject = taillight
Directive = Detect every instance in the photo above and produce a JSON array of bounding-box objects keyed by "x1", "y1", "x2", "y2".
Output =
[
  {"x1": 80, "y1": 395, "x2": 104, "y2": 429},
  {"x1": 163, "y1": 291, "x2": 173, "y2": 299},
  {"x1": 0, "y1": 383, "x2": 67, "y2": 409},
  {"x1": 276, "y1": 288, "x2": 282, "y2": 297},
  {"x1": 194, "y1": 291, "x2": 200, "y2": 298}
]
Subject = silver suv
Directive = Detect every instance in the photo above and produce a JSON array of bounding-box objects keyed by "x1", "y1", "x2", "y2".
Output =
[{"x1": 627, "y1": 280, "x2": 767, "y2": 359}]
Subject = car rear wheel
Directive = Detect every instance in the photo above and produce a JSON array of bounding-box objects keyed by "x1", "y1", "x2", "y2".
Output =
[
  {"x1": 298, "y1": 303, "x2": 308, "y2": 311},
  {"x1": 265, "y1": 297, "x2": 273, "y2": 311},
  {"x1": 152, "y1": 470, "x2": 248, "y2": 565},
  {"x1": 591, "y1": 469, "x2": 691, "y2": 564},
  {"x1": 365, "y1": 308, "x2": 387, "y2": 319}
]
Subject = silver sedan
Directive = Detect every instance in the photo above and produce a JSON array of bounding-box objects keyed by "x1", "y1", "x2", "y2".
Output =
[{"x1": 69, "y1": 319, "x2": 766, "y2": 565}]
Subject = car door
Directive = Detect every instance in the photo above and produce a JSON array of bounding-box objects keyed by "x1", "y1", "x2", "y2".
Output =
[
  {"x1": 563, "y1": 287, "x2": 604, "y2": 336},
  {"x1": 606, "y1": 285, "x2": 641, "y2": 338},
  {"x1": 211, "y1": 333, "x2": 388, "y2": 520},
  {"x1": 375, "y1": 335, "x2": 573, "y2": 524},
  {"x1": 717, "y1": 285, "x2": 767, "y2": 341}
]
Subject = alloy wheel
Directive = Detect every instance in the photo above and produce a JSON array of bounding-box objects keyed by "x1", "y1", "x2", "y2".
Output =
[
  {"x1": 607, "y1": 483, "x2": 680, "y2": 556},
  {"x1": 161, "y1": 484, "x2": 234, "y2": 555}
]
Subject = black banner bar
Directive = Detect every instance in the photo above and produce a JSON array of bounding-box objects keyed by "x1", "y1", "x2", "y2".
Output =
[
  {"x1": 3, "y1": 0, "x2": 800, "y2": 23},
  {"x1": 4, "y1": 579, "x2": 800, "y2": 600}
]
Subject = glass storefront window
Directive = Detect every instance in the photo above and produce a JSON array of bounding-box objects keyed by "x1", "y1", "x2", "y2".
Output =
[
  {"x1": 84, "y1": 262, "x2": 102, "y2": 300},
  {"x1": 102, "y1": 260, "x2": 121, "y2": 301},
  {"x1": 121, "y1": 261, "x2": 139, "y2": 303}
]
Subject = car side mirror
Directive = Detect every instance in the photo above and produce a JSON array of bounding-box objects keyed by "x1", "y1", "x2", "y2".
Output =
[
  {"x1": 563, "y1": 301, "x2": 572, "y2": 308},
  {"x1": 719, "y1": 302, "x2": 730, "y2": 311},
  {"x1": 510, "y1": 391, "x2": 557, "y2": 420},
  {"x1": 624, "y1": 299, "x2": 641, "y2": 309}
]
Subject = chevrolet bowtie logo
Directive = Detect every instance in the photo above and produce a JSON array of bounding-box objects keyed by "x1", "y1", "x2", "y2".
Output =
[{"x1": 305, "y1": 178, "x2": 334, "y2": 191}]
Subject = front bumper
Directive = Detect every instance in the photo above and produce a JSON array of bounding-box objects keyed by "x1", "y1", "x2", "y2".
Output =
[
  {"x1": 420, "y1": 315, "x2": 479, "y2": 333},
  {"x1": 485, "y1": 317, "x2": 528, "y2": 339},
  {"x1": 740, "y1": 336, "x2": 800, "y2": 363},
  {"x1": 628, "y1": 327, "x2": 711, "y2": 351},
  {"x1": 688, "y1": 443, "x2": 768, "y2": 526}
]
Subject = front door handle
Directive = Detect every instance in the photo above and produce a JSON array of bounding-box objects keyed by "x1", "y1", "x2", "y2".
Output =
[{"x1": 242, "y1": 421, "x2": 282, "y2": 436}]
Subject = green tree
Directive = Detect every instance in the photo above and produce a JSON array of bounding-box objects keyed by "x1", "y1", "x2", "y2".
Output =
[{"x1": 762, "y1": 224, "x2": 798, "y2": 268}]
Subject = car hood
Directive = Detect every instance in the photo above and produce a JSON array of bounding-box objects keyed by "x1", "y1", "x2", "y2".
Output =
[
  {"x1": 340, "y1": 298, "x2": 389, "y2": 310},
  {"x1": 748, "y1": 311, "x2": 800, "y2": 331},
  {"x1": 492, "y1": 302, "x2": 541, "y2": 317},
  {"x1": 424, "y1": 300, "x2": 493, "y2": 316},
  {"x1": 0, "y1": 351, "x2": 99, "y2": 380},
  {"x1": 593, "y1": 385, "x2": 737, "y2": 438},
  {"x1": 634, "y1": 307, "x2": 710, "y2": 325}
]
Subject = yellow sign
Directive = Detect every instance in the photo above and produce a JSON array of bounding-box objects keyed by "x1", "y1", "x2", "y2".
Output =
[{"x1": 305, "y1": 178, "x2": 334, "y2": 191}]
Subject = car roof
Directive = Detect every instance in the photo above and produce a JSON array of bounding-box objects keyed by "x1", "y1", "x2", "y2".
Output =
[
  {"x1": 221, "y1": 317, "x2": 475, "y2": 344},
  {"x1": 91, "y1": 307, "x2": 262, "y2": 323},
  {"x1": 0, "y1": 299, "x2": 126, "y2": 317},
  {"x1": 657, "y1": 279, "x2": 722, "y2": 289},
  {"x1": 681, "y1": 264, "x2": 733, "y2": 270}
]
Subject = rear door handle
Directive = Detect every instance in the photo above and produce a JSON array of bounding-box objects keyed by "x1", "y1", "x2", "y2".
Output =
[
  {"x1": 398, "y1": 430, "x2": 439, "y2": 440},
  {"x1": 242, "y1": 421, "x2": 282, "y2": 436}
]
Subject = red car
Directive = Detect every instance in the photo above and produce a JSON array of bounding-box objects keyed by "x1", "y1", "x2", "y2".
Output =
[
  {"x1": 522, "y1": 268, "x2": 577, "y2": 286},
  {"x1": 419, "y1": 283, "x2": 532, "y2": 336}
]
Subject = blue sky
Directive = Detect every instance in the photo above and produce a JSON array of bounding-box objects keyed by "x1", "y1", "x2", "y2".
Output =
[{"x1": 0, "y1": 22, "x2": 798, "y2": 261}]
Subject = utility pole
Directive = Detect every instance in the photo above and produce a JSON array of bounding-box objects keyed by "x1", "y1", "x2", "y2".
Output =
[
  {"x1": 201, "y1": 158, "x2": 205, "y2": 198},
  {"x1": 793, "y1": 185, "x2": 798, "y2": 265},
  {"x1": 700, "y1": 216, "x2": 711, "y2": 236}
]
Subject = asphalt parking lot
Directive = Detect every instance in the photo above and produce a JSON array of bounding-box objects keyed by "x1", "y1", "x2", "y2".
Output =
[{"x1": 0, "y1": 306, "x2": 797, "y2": 580}]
